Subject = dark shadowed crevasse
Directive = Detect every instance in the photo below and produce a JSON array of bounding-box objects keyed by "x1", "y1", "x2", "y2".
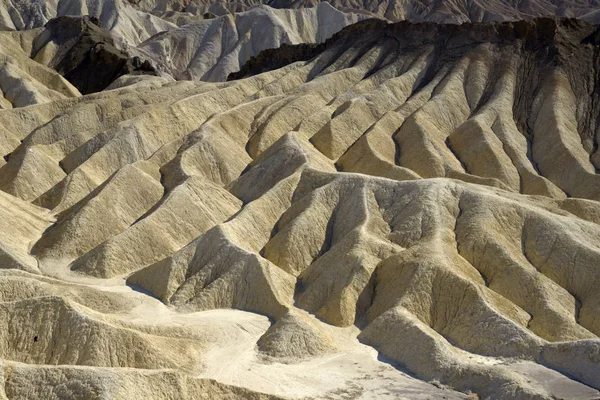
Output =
[{"x1": 36, "y1": 16, "x2": 158, "y2": 94}]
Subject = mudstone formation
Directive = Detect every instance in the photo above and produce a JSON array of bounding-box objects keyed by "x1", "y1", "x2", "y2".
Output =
[{"x1": 0, "y1": 0, "x2": 599, "y2": 399}]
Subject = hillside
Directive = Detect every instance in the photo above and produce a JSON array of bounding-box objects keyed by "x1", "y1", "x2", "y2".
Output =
[
  {"x1": 136, "y1": 3, "x2": 366, "y2": 81},
  {"x1": 0, "y1": 1, "x2": 364, "y2": 84},
  {"x1": 134, "y1": 0, "x2": 600, "y2": 22},
  {"x1": 0, "y1": 15, "x2": 599, "y2": 399}
]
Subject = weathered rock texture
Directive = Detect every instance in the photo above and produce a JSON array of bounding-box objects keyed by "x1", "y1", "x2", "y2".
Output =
[
  {"x1": 0, "y1": 30, "x2": 80, "y2": 110},
  {"x1": 31, "y1": 16, "x2": 157, "y2": 94},
  {"x1": 0, "y1": 0, "x2": 175, "y2": 44},
  {"x1": 0, "y1": 14, "x2": 600, "y2": 400},
  {"x1": 133, "y1": 0, "x2": 600, "y2": 23},
  {"x1": 0, "y1": 2, "x2": 364, "y2": 85},
  {"x1": 137, "y1": 3, "x2": 366, "y2": 81}
]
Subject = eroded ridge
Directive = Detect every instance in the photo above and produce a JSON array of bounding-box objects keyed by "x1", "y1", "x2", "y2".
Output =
[
  {"x1": 132, "y1": 0, "x2": 600, "y2": 24},
  {"x1": 0, "y1": 16, "x2": 599, "y2": 400}
]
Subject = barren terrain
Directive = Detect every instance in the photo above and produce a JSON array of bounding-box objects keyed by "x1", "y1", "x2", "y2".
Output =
[{"x1": 0, "y1": 3, "x2": 599, "y2": 400}]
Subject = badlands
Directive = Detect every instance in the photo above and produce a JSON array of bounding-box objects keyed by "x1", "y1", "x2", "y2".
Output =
[{"x1": 0, "y1": 0, "x2": 600, "y2": 399}]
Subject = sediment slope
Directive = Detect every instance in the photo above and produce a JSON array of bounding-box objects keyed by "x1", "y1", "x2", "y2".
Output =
[
  {"x1": 136, "y1": 3, "x2": 365, "y2": 81},
  {"x1": 0, "y1": 36, "x2": 79, "y2": 110},
  {"x1": 1, "y1": 3, "x2": 363, "y2": 84},
  {"x1": 133, "y1": 0, "x2": 600, "y2": 22},
  {"x1": 0, "y1": 0, "x2": 175, "y2": 44},
  {"x1": 27, "y1": 16, "x2": 158, "y2": 94},
  {"x1": 0, "y1": 15, "x2": 599, "y2": 400}
]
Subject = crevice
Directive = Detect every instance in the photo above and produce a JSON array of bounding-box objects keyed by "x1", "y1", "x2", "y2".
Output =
[
  {"x1": 362, "y1": 35, "x2": 401, "y2": 80},
  {"x1": 393, "y1": 136, "x2": 402, "y2": 167},
  {"x1": 490, "y1": 116, "x2": 524, "y2": 193},
  {"x1": 454, "y1": 198, "x2": 490, "y2": 288},
  {"x1": 315, "y1": 208, "x2": 337, "y2": 262},
  {"x1": 129, "y1": 169, "x2": 169, "y2": 226},
  {"x1": 525, "y1": 134, "x2": 542, "y2": 176},
  {"x1": 333, "y1": 118, "x2": 381, "y2": 166},
  {"x1": 238, "y1": 161, "x2": 253, "y2": 177},
  {"x1": 573, "y1": 295, "x2": 583, "y2": 325},
  {"x1": 445, "y1": 136, "x2": 470, "y2": 174},
  {"x1": 292, "y1": 278, "x2": 305, "y2": 306},
  {"x1": 412, "y1": 42, "x2": 444, "y2": 93},
  {"x1": 58, "y1": 160, "x2": 67, "y2": 174},
  {"x1": 520, "y1": 222, "x2": 537, "y2": 270},
  {"x1": 354, "y1": 268, "x2": 378, "y2": 329}
]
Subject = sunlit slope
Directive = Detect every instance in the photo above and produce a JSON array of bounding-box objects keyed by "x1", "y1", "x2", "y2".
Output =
[{"x1": 0, "y1": 17, "x2": 599, "y2": 400}]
